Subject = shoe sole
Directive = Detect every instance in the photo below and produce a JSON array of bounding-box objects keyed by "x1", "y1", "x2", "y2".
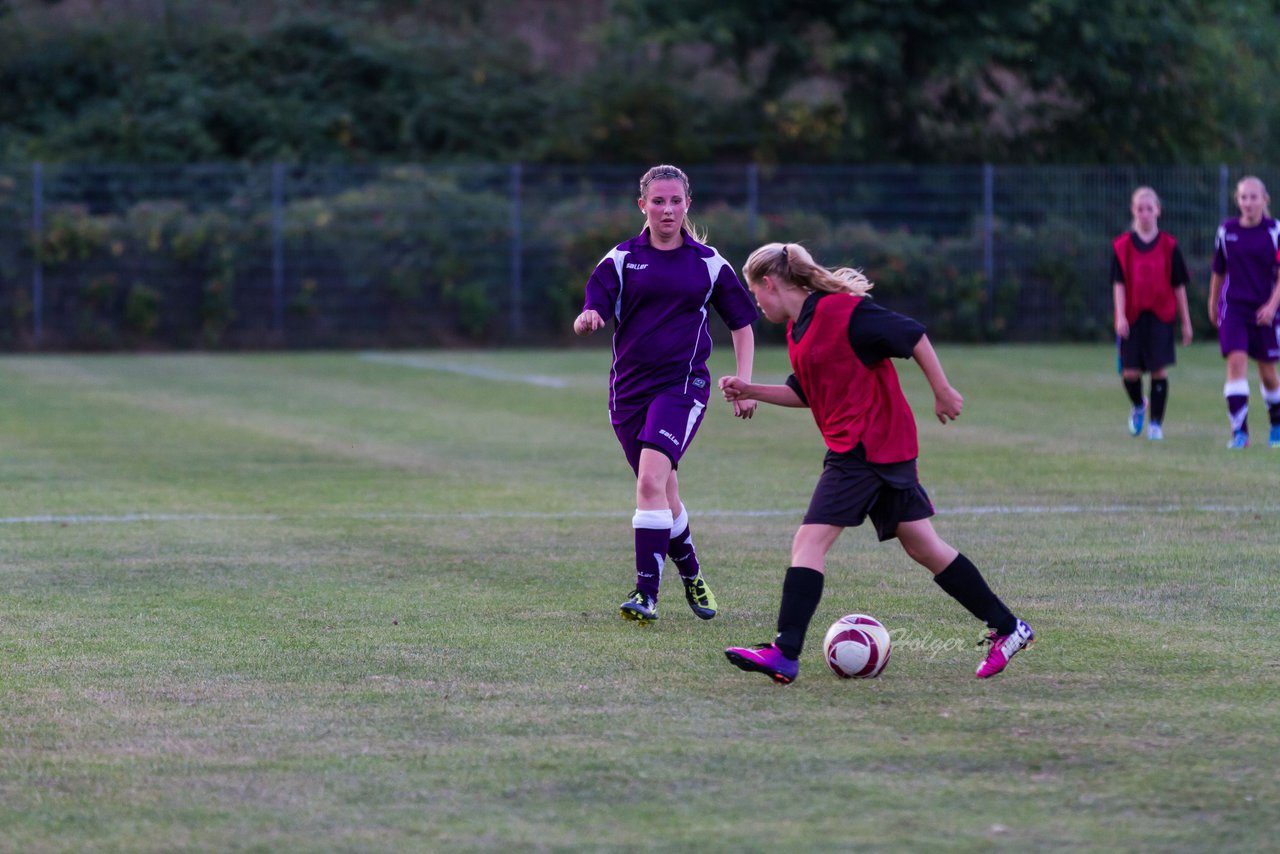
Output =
[
  {"x1": 620, "y1": 606, "x2": 656, "y2": 625},
  {"x1": 724, "y1": 649, "x2": 794, "y2": 684},
  {"x1": 686, "y1": 602, "x2": 716, "y2": 620}
]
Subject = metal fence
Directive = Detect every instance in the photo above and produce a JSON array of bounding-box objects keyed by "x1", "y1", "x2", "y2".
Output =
[{"x1": 0, "y1": 162, "x2": 1270, "y2": 349}]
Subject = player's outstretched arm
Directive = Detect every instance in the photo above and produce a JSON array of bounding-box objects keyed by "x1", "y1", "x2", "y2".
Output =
[
  {"x1": 912, "y1": 334, "x2": 963, "y2": 423},
  {"x1": 729, "y1": 325, "x2": 758, "y2": 419},
  {"x1": 718, "y1": 376, "x2": 806, "y2": 408}
]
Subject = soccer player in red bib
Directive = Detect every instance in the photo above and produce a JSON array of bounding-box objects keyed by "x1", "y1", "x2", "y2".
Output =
[
  {"x1": 1208, "y1": 175, "x2": 1280, "y2": 449},
  {"x1": 719, "y1": 243, "x2": 1033, "y2": 683},
  {"x1": 1111, "y1": 186, "x2": 1193, "y2": 441},
  {"x1": 575, "y1": 165, "x2": 759, "y2": 624}
]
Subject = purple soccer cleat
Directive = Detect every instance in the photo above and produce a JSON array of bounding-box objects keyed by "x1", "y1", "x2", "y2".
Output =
[{"x1": 724, "y1": 643, "x2": 799, "y2": 684}]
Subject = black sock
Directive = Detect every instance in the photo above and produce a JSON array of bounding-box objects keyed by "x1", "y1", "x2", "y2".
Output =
[
  {"x1": 932, "y1": 554, "x2": 1017, "y2": 635},
  {"x1": 1150, "y1": 378, "x2": 1168, "y2": 424},
  {"x1": 774, "y1": 566, "x2": 824, "y2": 660},
  {"x1": 1123, "y1": 378, "x2": 1144, "y2": 408}
]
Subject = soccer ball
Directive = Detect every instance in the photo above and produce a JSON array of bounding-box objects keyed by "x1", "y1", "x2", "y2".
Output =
[{"x1": 822, "y1": 613, "x2": 891, "y2": 678}]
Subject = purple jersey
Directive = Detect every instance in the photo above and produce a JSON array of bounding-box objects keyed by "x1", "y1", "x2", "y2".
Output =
[
  {"x1": 583, "y1": 228, "x2": 758, "y2": 414},
  {"x1": 1211, "y1": 217, "x2": 1280, "y2": 309}
]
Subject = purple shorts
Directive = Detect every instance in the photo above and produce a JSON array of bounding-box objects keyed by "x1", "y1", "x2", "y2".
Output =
[
  {"x1": 611, "y1": 391, "x2": 707, "y2": 474},
  {"x1": 1218, "y1": 304, "x2": 1280, "y2": 362}
]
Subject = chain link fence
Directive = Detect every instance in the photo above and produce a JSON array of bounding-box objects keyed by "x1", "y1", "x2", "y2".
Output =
[{"x1": 0, "y1": 163, "x2": 1269, "y2": 350}]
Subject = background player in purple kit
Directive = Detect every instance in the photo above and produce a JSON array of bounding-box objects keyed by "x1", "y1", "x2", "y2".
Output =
[
  {"x1": 1111, "y1": 186, "x2": 1192, "y2": 441},
  {"x1": 573, "y1": 164, "x2": 758, "y2": 624},
  {"x1": 1208, "y1": 176, "x2": 1280, "y2": 449},
  {"x1": 718, "y1": 243, "x2": 1033, "y2": 684}
]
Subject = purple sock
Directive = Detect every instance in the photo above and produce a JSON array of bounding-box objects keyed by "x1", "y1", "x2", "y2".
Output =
[
  {"x1": 633, "y1": 509, "x2": 673, "y2": 600},
  {"x1": 1226, "y1": 380, "x2": 1249, "y2": 434},
  {"x1": 1264, "y1": 387, "x2": 1280, "y2": 427},
  {"x1": 668, "y1": 504, "x2": 700, "y2": 580}
]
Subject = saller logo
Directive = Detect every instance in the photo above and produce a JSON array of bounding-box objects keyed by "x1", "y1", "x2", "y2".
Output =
[
  {"x1": 626, "y1": 263, "x2": 649, "y2": 270},
  {"x1": 659, "y1": 429, "x2": 679, "y2": 445}
]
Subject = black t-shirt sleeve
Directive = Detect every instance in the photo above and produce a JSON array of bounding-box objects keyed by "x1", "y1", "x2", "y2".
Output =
[
  {"x1": 847, "y1": 300, "x2": 926, "y2": 367},
  {"x1": 785, "y1": 374, "x2": 808, "y2": 406},
  {"x1": 1170, "y1": 245, "x2": 1190, "y2": 287},
  {"x1": 1110, "y1": 250, "x2": 1125, "y2": 285}
]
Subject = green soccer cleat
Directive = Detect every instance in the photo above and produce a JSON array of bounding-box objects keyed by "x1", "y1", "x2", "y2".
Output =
[
  {"x1": 620, "y1": 590, "x2": 657, "y2": 624},
  {"x1": 682, "y1": 573, "x2": 718, "y2": 620}
]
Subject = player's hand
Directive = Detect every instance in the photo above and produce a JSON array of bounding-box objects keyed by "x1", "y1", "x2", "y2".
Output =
[
  {"x1": 718, "y1": 375, "x2": 748, "y2": 402},
  {"x1": 934, "y1": 385, "x2": 963, "y2": 423},
  {"x1": 1208, "y1": 300, "x2": 1219, "y2": 328},
  {"x1": 574, "y1": 309, "x2": 604, "y2": 336},
  {"x1": 1115, "y1": 317, "x2": 1129, "y2": 339},
  {"x1": 1181, "y1": 322, "x2": 1193, "y2": 346},
  {"x1": 1257, "y1": 304, "x2": 1278, "y2": 327},
  {"x1": 733, "y1": 398, "x2": 757, "y2": 419}
]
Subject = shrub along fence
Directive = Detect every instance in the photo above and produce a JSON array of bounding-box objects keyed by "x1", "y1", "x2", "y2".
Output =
[{"x1": 0, "y1": 163, "x2": 1267, "y2": 350}]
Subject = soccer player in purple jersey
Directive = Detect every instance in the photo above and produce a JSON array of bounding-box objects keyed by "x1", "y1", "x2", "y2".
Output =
[
  {"x1": 1111, "y1": 186, "x2": 1192, "y2": 441},
  {"x1": 1208, "y1": 176, "x2": 1280, "y2": 449},
  {"x1": 719, "y1": 243, "x2": 1033, "y2": 684},
  {"x1": 573, "y1": 164, "x2": 759, "y2": 624}
]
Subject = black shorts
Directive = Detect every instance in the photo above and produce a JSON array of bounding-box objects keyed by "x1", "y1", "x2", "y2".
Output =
[
  {"x1": 1118, "y1": 312, "x2": 1176, "y2": 372},
  {"x1": 802, "y1": 448, "x2": 935, "y2": 541}
]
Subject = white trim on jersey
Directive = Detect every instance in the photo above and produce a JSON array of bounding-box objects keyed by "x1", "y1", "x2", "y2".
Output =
[
  {"x1": 1215, "y1": 225, "x2": 1233, "y2": 308},
  {"x1": 679, "y1": 249, "x2": 731, "y2": 396},
  {"x1": 701, "y1": 252, "x2": 731, "y2": 285},
  {"x1": 602, "y1": 247, "x2": 629, "y2": 319},
  {"x1": 600, "y1": 247, "x2": 630, "y2": 413}
]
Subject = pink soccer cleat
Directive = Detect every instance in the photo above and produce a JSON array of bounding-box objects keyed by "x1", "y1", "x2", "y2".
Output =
[
  {"x1": 976, "y1": 619, "x2": 1034, "y2": 679},
  {"x1": 724, "y1": 643, "x2": 799, "y2": 684}
]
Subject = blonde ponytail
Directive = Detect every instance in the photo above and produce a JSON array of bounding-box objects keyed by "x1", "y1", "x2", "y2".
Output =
[{"x1": 742, "y1": 243, "x2": 873, "y2": 296}]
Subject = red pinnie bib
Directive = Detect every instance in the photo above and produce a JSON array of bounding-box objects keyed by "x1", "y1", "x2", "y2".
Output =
[{"x1": 787, "y1": 293, "x2": 919, "y2": 463}]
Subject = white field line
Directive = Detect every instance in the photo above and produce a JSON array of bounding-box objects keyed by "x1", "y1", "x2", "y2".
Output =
[
  {"x1": 359, "y1": 351, "x2": 573, "y2": 388},
  {"x1": 0, "y1": 504, "x2": 1274, "y2": 526}
]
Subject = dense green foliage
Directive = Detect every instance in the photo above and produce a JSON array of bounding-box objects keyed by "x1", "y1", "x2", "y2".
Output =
[
  {"x1": 8, "y1": 168, "x2": 1195, "y2": 349},
  {"x1": 1, "y1": 0, "x2": 1278, "y2": 165}
]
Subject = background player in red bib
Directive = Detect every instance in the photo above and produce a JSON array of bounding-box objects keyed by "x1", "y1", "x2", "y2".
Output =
[
  {"x1": 718, "y1": 243, "x2": 1033, "y2": 683},
  {"x1": 1208, "y1": 176, "x2": 1280, "y2": 449},
  {"x1": 575, "y1": 165, "x2": 758, "y2": 624},
  {"x1": 1111, "y1": 186, "x2": 1192, "y2": 441}
]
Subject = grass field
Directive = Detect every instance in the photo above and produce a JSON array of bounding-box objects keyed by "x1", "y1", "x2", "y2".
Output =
[{"x1": 2, "y1": 343, "x2": 1279, "y2": 852}]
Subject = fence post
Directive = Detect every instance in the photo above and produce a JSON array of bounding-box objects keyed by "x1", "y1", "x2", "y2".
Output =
[
  {"x1": 31, "y1": 161, "x2": 43, "y2": 347},
  {"x1": 746, "y1": 163, "x2": 759, "y2": 237},
  {"x1": 271, "y1": 163, "x2": 285, "y2": 336},
  {"x1": 1218, "y1": 164, "x2": 1229, "y2": 224},
  {"x1": 982, "y1": 163, "x2": 994, "y2": 322},
  {"x1": 510, "y1": 162, "x2": 524, "y2": 340}
]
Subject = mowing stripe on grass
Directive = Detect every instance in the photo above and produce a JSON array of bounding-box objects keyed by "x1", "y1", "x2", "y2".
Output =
[
  {"x1": 358, "y1": 351, "x2": 574, "y2": 388},
  {"x1": 2, "y1": 503, "x2": 1276, "y2": 525}
]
